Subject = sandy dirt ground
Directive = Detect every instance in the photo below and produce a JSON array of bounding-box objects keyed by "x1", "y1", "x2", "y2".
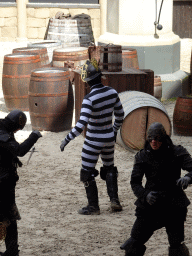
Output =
[{"x1": 0, "y1": 91, "x2": 192, "y2": 256}]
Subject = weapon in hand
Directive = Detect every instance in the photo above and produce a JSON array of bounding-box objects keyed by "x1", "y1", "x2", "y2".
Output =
[{"x1": 27, "y1": 147, "x2": 38, "y2": 165}]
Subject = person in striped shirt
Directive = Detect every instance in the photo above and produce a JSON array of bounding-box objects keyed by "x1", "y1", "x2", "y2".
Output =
[{"x1": 60, "y1": 59, "x2": 124, "y2": 215}]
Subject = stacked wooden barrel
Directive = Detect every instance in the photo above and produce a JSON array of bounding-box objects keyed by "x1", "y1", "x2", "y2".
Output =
[
  {"x1": 29, "y1": 67, "x2": 73, "y2": 132},
  {"x1": 116, "y1": 91, "x2": 171, "y2": 152},
  {"x1": 2, "y1": 53, "x2": 41, "y2": 111},
  {"x1": 46, "y1": 14, "x2": 94, "y2": 48}
]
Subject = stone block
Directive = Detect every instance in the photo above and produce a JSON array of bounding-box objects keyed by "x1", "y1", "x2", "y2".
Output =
[
  {"x1": 93, "y1": 27, "x2": 100, "y2": 42},
  {"x1": 88, "y1": 9, "x2": 100, "y2": 18},
  {"x1": 27, "y1": 27, "x2": 38, "y2": 39},
  {"x1": 27, "y1": 8, "x2": 35, "y2": 18},
  {"x1": 91, "y1": 18, "x2": 100, "y2": 29},
  {"x1": 69, "y1": 9, "x2": 89, "y2": 17},
  {"x1": 49, "y1": 8, "x2": 69, "y2": 18},
  {"x1": 4, "y1": 17, "x2": 17, "y2": 27},
  {"x1": 38, "y1": 27, "x2": 46, "y2": 39},
  {"x1": 1, "y1": 27, "x2": 17, "y2": 38},
  {"x1": 0, "y1": 18, "x2": 4, "y2": 27},
  {"x1": 0, "y1": 7, "x2": 17, "y2": 18},
  {"x1": 35, "y1": 8, "x2": 50, "y2": 19},
  {"x1": 27, "y1": 18, "x2": 46, "y2": 28}
]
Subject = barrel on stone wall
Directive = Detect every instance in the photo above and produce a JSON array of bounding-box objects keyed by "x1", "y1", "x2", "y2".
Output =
[
  {"x1": 173, "y1": 96, "x2": 192, "y2": 136},
  {"x1": 154, "y1": 75, "x2": 162, "y2": 100},
  {"x1": 12, "y1": 47, "x2": 50, "y2": 67},
  {"x1": 122, "y1": 48, "x2": 139, "y2": 70},
  {"x1": 52, "y1": 47, "x2": 88, "y2": 68},
  {"x1": 52, "y1": 47, "x2": 89, "y2": 81},
  {"x1": 27, "y1": 40, "x2": 62, "y2": 64},
  {"x1": 100, "y1": 45, "x2": 122, "y2": 72},
  {"x1": 116, "y1": 91, "x2": 171, "y2": 152},
  {"x1": 47, "y1": 16, "x2": 94, "y2": 48},
  {"x1": 2, "y1": 53, "x2": 41, "y2": 111},
  {"x1": 29, "y1": 67, "x2": 73, "y2": 132}
]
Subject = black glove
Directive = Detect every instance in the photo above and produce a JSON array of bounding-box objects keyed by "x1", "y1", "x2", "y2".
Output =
[
  {"x1": 60, "y1": 139, "x2": 69, "y2": 152},
  {"x1": 176, "y1": 176, "x2": 191, "y2": 190},
  {"x1": 32, "y1": 130, "x2": 42, "y2": 138},
  {"x1": 146, "y1": 191, "x2": 158, "y2": 205}
]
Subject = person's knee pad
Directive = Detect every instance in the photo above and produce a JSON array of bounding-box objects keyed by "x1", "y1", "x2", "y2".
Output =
[
  {"x1": 100, "y1": 165, "x2": 117, "y2": 180},
  {"x1": 80, "y1": 168, "x2": 99, "y2": 183}
]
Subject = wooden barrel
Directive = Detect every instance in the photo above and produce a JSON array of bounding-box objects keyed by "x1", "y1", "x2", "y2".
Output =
[
  {"x1": 100, "y1": 45, "x2": 122, "y2": 72},
  {"x1": 2, "y1": 53, "x2": 41, "y2": 111},
  {"x1": 116, "y1": 91, "x2": 172, "y2": 152},
  {"x1": 52, "y1": 47, "x2": 89, "y2": 68},
  {"x1": 29, "y1": 67, "x2": 74, "y2": 132},
  {"x1": 47, "y1": 17, "x2": 94, "y2": 48},
  {"x1": 173, "y1": 96, "x2": 192, "y2": 136},
  {"x1": 27, "y1": 40, "x2": 62, "y2": 63},
  {"x1": 154, "y1": 75, "x2": 162, "y2": 100},
  {"x1": 12, "y1": 47, "x2": 50, "y2": 67},
  {"x1": 122, "y1": 48, "x2": 139, "y2": 70}
]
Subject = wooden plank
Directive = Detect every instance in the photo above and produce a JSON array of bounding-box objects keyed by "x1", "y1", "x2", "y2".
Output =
[{"x1": 173, "y1": 1, "x2": 192, "y2": 38}]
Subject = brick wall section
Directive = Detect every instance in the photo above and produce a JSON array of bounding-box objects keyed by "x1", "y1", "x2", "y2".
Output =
[
  {"x1": 0, "y1": 7, "x2": 100, "y2": 42},
  {"x1": 27, "y1": 7, "x2": 100, "y2": 41},
  {"x1": 0, "y1": 7, "x2": 17, "y2": 40}
]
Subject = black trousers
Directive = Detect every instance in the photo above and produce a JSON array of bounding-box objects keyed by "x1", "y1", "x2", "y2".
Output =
[
  {"x1": 5, "y1": 220, "x2": 18, "y2": 249},
  {"x1": 131, "y1": 206, "x2": 187, "y2": 247}
]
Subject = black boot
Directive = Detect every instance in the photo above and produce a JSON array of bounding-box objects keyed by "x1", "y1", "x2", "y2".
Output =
[
  {"x1": 169, "y1": 243, "x2": 190, "y2": 256},
  {"x1": 3, "y1": 221, "x2": 19, "y2": 256},
  {"x1": 124, "y1": 245, "x2": 146, "y2": 256},
  {"x1": 78, "y1": 180, "x2": 100, "y2": 215},
  {"x1": 105, "y1": 166, "x2": 122, "y2": 211},
  {"x1": 2, "y1": 241, "x2": 19, "y2": 256},
  {"x1": 120, "y1": 237, "x2": 146, "y2": 256}
]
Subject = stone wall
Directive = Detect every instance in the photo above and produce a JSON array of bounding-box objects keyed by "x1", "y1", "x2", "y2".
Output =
[
  {"x1": 0, "y1": 7, "x2": 17, "y2": 40},
  {"x1": 0, "y1": 6, "x2": 101, "y2": 42}
]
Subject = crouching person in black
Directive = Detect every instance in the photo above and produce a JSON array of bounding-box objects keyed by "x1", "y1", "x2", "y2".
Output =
[
  {"x1": 0, "y1": 110, "x2": 42, "y2": 256},
  {"x1": 120, "y1": 122, "x2": 192, "y2": 256}
]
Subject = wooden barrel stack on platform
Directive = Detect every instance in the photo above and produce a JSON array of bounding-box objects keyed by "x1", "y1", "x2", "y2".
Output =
[
  {"x1": 173, "y1": 96, "x2": 192, "y2": 136},
  {"x1": 12, "y1": 47, "x2": 50, "y2": 67},
  {"x1": 52, "y1": 47, "x2": 89, "y2": 81},
  {"x1": 28, "y1": 40, "x2": 62, "y2": 64},
  {"x1": 122, "y1": 48, "x2": 139, "y2": 70},
  {"x1": 100, "y1": 44, "x2": 122, "y2": 72},
  {"x1": 52, "y1": 47, "x2": 88, "y2": 69},
  {"x1": 116, "y1": 91, "x2": 171, "y2": 152},
  {"x1": 2, "y1": 53, "x2": 41, "y2": 111},
  {"x1": 29, "y1": 67, "x2": 73, "y2": 132},
  {"x1": 47, "y1": 14, "x2": 94, "y2": 48}
]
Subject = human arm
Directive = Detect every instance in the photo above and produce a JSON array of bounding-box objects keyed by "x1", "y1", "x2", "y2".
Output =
[
  {"x1": 0, "y1": 130, "x2": 42, "y2": 157},
  {"x1": 176, "y1": 146, "x2": 192, "y2": 189},
  {"x1": 60, "y1": 98, "x2": 93, "y2": 151},
  {"x1": 113, "y1": 95, "x2": 124, "y2": 133},
  {"x1": 130, "y1": 152, "x2": 151, "y2": 204}
]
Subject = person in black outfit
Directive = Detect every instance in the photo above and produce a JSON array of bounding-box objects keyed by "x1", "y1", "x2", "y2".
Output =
[
  {"x1": 120, "y1": 122, "x2": 192, "y2": 256},
  {"x1": 0, "y1": 109, "x2": 42, "y2": 256}
]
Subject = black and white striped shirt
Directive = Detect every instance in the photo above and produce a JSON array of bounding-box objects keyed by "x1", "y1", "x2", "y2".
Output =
[{"x1": 65, "y1": 83, "x2": 124, "y2": 143}]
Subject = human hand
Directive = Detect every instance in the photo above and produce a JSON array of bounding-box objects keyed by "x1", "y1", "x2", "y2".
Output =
[
  {"x1": 176, "y1": 176, "x2": 191, "y2": 190},
  {"x1": 146, "y1": 191, "x2": 158, "y2": 205},
  {"x1": 60, "y1": 139, "x2": 69, "y2": 152},
  {"x1": 32, "y1": 130, "x2": 42, "y2": 138}
]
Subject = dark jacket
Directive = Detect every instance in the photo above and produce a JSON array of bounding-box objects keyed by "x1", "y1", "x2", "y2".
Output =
[
  {"x1": 0, "y1": 118, "x2": 39, "y2": 221},
  {"x1": 131, "y1": 136, "x2": 192, "y2": 214},
  {"x1": 0, "y1": 118, "x2": 39, "y2": 182}
]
